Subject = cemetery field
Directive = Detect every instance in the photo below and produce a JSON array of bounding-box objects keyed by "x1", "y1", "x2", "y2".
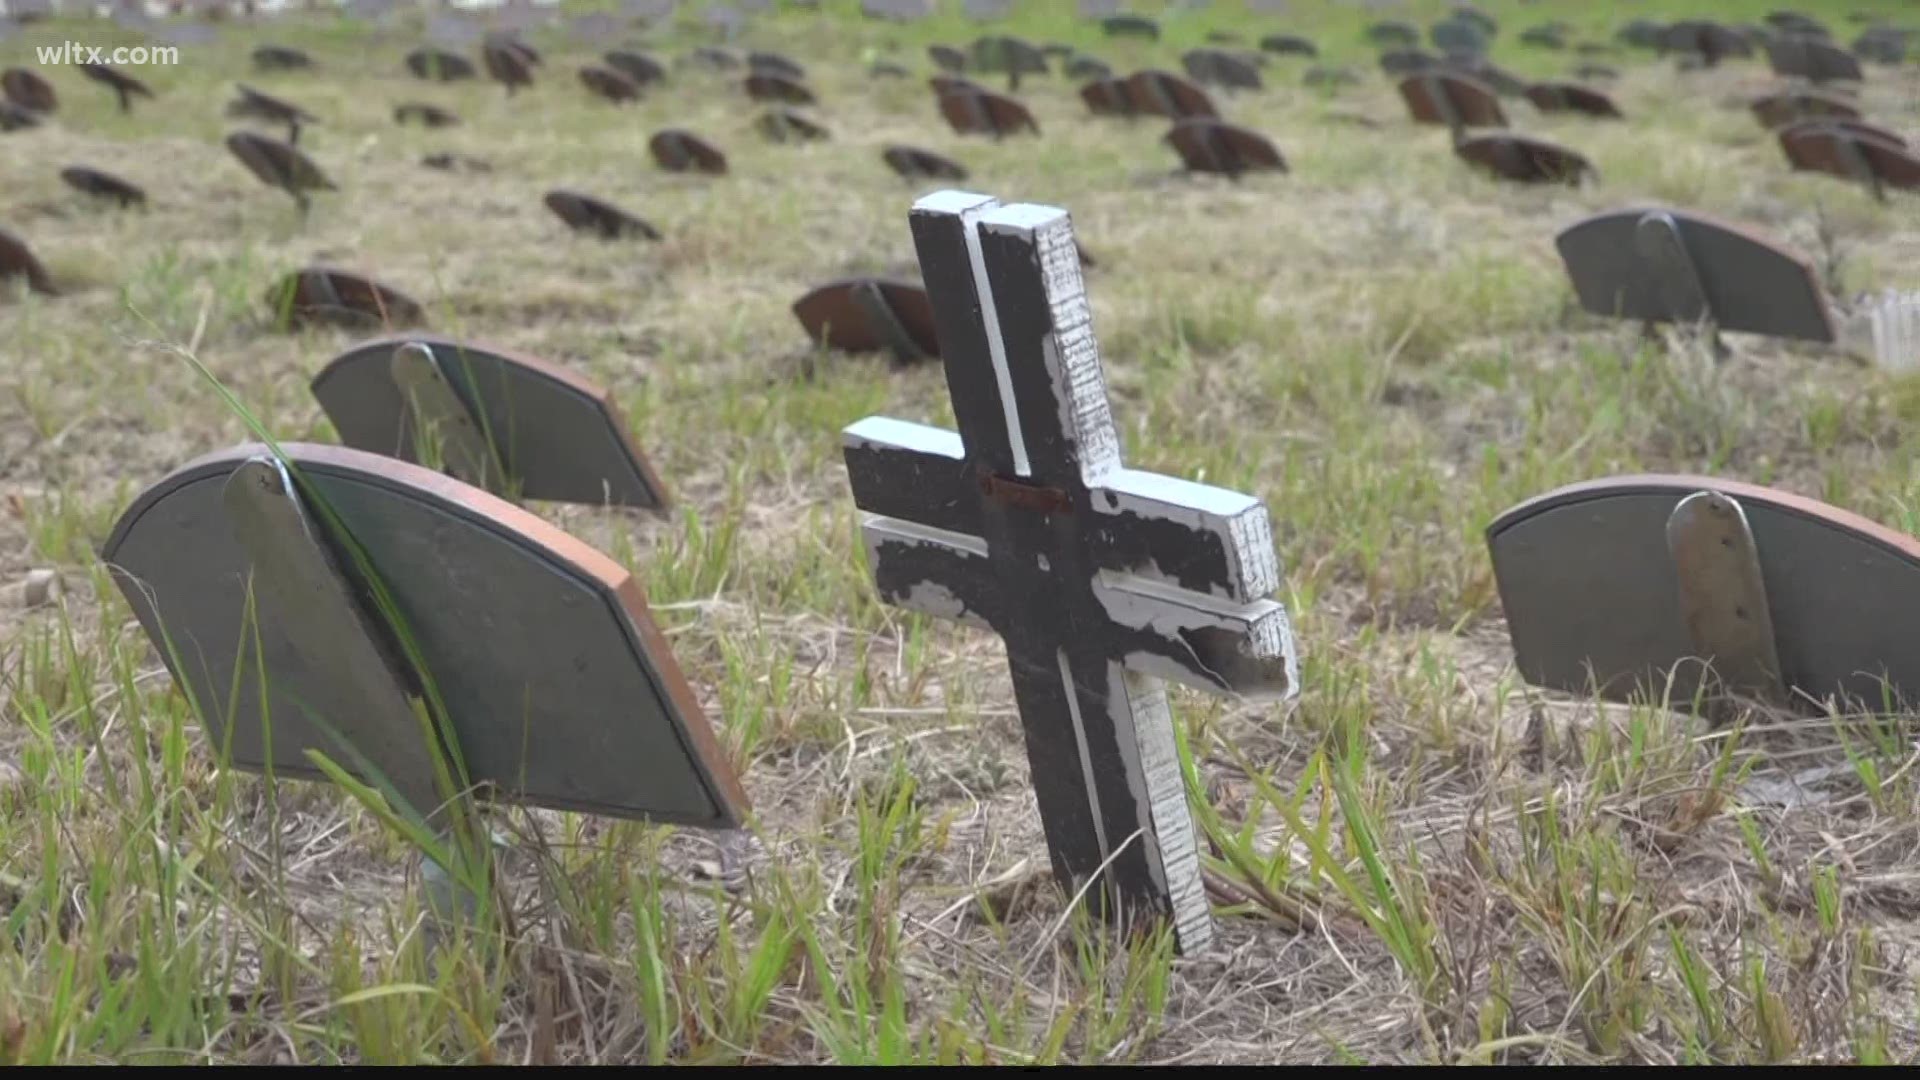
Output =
[{"x1": 7, "y1": 0, "x2": 1920, "y2": 1065}]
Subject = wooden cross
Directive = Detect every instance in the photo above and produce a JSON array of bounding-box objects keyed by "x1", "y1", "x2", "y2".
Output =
[{"x1": 842, "y1": 191, "x2": 1299, "y2": 955}]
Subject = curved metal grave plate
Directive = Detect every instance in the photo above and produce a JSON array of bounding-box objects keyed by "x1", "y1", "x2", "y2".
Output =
[
  {"x1": 1525, "y1": 81, "x2": 1621, "y2": 119},
  {"x1": 1165, "y1": 118, "x2": 1287, "y2": 177},
  {"x1": 1102, "y1": 14, "x2": 1159, "y2": 40},
  {"x1": 1123, "y1": 69, "x2": 1217, "y2": 120},
  {"x1": 1555, "y1": 206, "x2": 1835, "y2": 343},
  {"x1": 227, "y1": 131, "x2": 334, "y2": 211},
  {"x1": 101, "y1": 443, "x2": 744, "y2": 825},
  {"x1": 1781, "y1": 117, "x2": 1906, "y2": 149},
  {"x1": 1767, "y1": 34, "x2": 1864, "y2": 82},
  {"x1": 747, "y1": 50, "x2": 806, "y2": 81},
  {"x1": 745, "y1": 73, "x2": 815, "y2": 105},
  {"x1": 253, "y1": 45, "x2": 313, "y2": 72},
  {"x1": 406, "y1": 48, "x2": 476, "y2": 82},
  {"x1": 792, "y1": 277, "x2": 939, "y2": 362},
  {"x1": 0, "y1": 227, "x2": 57, "y2": 296},
  {"x1": 267, "y1": 268, "x2": 423, "y2": 331},
  {"x1": 543, "y1": 190, "x2": 661, "y2": 241},
  {"x1": 1664, "y1": 21, "x2": 1754, "y2": 65},
  {"x1": 0, "y1": 101, "x2": 38, "y2": 131},
  {"x1": 1380, "y1": 49, "x2": 1439, "y2": 76},
  {"x1": 1456, "y1": 133, "x2": 1592, "y2": 184},
  {"x1": 1487, "y1": 474, "x2": 1920, "y2": 714},
  {"x1": 1181, "y1": 48, "x2": 1261, "y2": 91},
  {"x1": 1064, "y1": 55, "x2": 1110, "y2": 81},
  {"x1": 1779, "y1": 125, "x2": 1920, "y2": 195},
  {"x1": 579, "y1": 65, "x2": 641, "y2": 104},
  {"x1": 1370, "y1": 20, "x2": 1421, "y2": 48},
  {"x1": 312, "y1": 334, "x2": 668, "y2": 509},
  {"x1": 758, "y1": 108, "x2": 829, "y2": 143},
  {"x1": 61, "y1": 165, "x2": 146, "y2": 207},
  {"x1": 1261, "y1": 34, "x2": 1316, "y2": 57},
  {"x1": 929, "y1": 44, "x2": 967, "y2": 73},
  {"x1": 1398, "y1": 72, "x2": 1505, "y2": 128},
  {"x1": 2, "y1": 66, "x2": 55, "y2": 112},
  {"x1": 650, "y1": 129, "x2": 728, "y2": 174},
  {"x1": 1751, "y1": 88, "x2": 1859, "y2": 129},
  {"x1": 228, "y1": 84, "x2": 319, "y2": 142},
  {"x1": 80, "y1": 62, "x2": 152, "y2": 112},
  {"x1": 883, "y1": 144, "x2": 967, "y2": 181},
  {"x1": 395, "y1": 102, "x2": 459, "y2": 128},
  {"x1": 938, "y1": 86, "x2": 1038, "y2": 137},
  {"x1": 604, "y1": 50, "x2": 666, "y2": 87},
  {"x1": 1080, "y1": 77, "x2": 1134, "y2": 116},
  {"x1": 483, "y1": 41, "x2": 536, "y2": 93}
]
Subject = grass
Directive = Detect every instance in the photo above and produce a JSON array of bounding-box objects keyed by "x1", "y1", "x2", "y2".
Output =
[{"x1": 5, "y1": 0, "x2": 1920, "y2": 1064}]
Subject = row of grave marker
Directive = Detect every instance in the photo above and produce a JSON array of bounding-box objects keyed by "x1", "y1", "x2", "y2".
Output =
[{"x1": 80, "y1": 187, "x2": 1920, "y2": 962}]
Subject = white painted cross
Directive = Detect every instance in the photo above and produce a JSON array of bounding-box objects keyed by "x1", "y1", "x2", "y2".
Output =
[{"x1": 842, "y1": 191, "x2": 1299, "y2": 955}]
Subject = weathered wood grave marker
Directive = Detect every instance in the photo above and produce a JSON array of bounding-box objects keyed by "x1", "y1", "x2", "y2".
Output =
[
  {"x1": 543, "y1": 189, "x2": 661, "y2": 241},
  {"x1": 650, "y1": 129, "x2": 729, "y2": 174},
  {"x1": 2, "y1": 67, "x2": 55, "y2": 113},
  {"x1": 227, "y1": 131, "x2": 335, "y2": 218},
  {"x1": 0, "y1": 227, "x2": 57, "y2": 297},
  {"x1": 793, "y1": 277, "x2": 940, "y2": 366},
  {"x1": 312, "y1": 335, "x2": 670, "y2": 509},
  {"x1": 100, "y1": 443, "x2": 744, "y2": 856},
  {"x1": 267, "y1": 267, "x2": 424, "y2": 331},
  {"x1": 1778, "y1": 119, "x2": 1920, "y2": 201},
  {"x1": 227, "y1": 84, "x2": 319, "y2": 144},
  {"x1": 1555, "y1": 206, "x2": 1836, "y2": 354},
  {"x1": 841, "y1": 191, "x2": 1298, "y2": 953},
  {"x1": 1165, "y1": 118, "x2": 1287, "y2": 177},
  {"x1": 1488, "y1": 475, "x2": 1920, "y2": 721},
  {"x1": 60, "y1": 165, "x2": 146, "y2": 208},
  {"x1": 883, "y1": 144, "x2": 968, "y2": 182}
]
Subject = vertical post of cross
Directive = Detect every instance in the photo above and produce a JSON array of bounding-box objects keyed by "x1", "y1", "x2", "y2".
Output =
[{"x1": 843, "y1": 191, "x2": 1300, "y2": 955}]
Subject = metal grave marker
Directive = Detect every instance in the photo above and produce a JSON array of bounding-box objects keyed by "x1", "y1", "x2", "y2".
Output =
[
  {"x1": 937, "y1": 84, "x2": 1039, "y2": 138},
  {"x1": 650, "y1": 129, "x2": 729, "y2": 175},
  {"x1": 1397, "y1": 71, "x2": 1505, "y2": 135},
  {"x1": 1261, "y1": 34, "x2": 1316, "y2": 58},
  {"x1": 792, "y1": 277, "x2": 940, "y2": 366},
  {"x1": 2, "y1": 67, "x2": 55, "y2": 113},
  {"x1": 60, "y1": 165, "x2": 146, "y2": 208},
  {"x1": 1750, "y1": 87, "x2": 1858, "y2": 129},
  {"x1": 100, "y1": 442, "x2": 745, "y2": 827},
  {"x1": 1122, "y1": 69, "x2": 1217, "y2": 121},
  {"x1": 227, "y1": 84, "x2": 319, "y2": 144},
  {"x1": 1455, "y1": 133, "x2": 1594, "y2": 185},
  {"x1": 227, "y1": 131, "x2": 335, "y2": 218},
  {"x1": 1767, "y1": 34, "x2": 1864, "y2": 82},
  {"x1": 1488, "y1": 474, "x2": 1920, "y2": 720},
  {"x1": 883, "y1": 144, "x2": 968, "y2": 182},
  {"x1": 1165, "y1": 118, "x2": 1287, "y2": 177},
  {"x1": 311, "y1": 334, "x2": 670, "y2": 509},
  {"x1": 543, "y1": 189, "x2": 662, "y2": 241},
  {"x1": 1181, "y1": 48, "x2": 1262, "y2": 92},
  {"x1": 579, "y1": 66, "x2": 642, "y2": 104},
  {"x1": 1524, "y1": 81, "x2": 1622, "y2": 120},
  {"x1": 266, "y1": 267, "x2": 424, "y2": 331},
  {"x1": 79, "y1": 62, "x2": 153, "y2": 113},
  {"x1": 841, "y1": 191, "x2": 1299, "y2": 954},
  {"x1": 0, "y1": 227, "x2": 57, "y2": 297},
  {"x1": 758, "y1": 109, "x2": 830, "y2": 143},
  {"x1": 406, "y1": 48, "x2": 477, "y2": 82},
  {"x1": 1778, "y1": 121, "x2": 1920, "y2": 202},
  {"x1": 1555, "y1": 206, "x2": 1836, "y2": 348},
  {"x1": 395, "y1": 103, "x2": 460, "y2": 128}
]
